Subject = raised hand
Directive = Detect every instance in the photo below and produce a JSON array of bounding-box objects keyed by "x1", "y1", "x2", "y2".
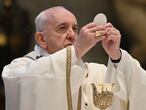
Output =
[
  {"x1": 74, "y1": 22, "x2": 105, "y2": 59},
  {"x1": 102, "y1": 23, "x2": 121, "y2": 60}
]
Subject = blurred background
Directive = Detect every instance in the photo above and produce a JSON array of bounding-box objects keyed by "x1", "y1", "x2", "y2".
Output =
[{"x1": 0, "y1": 0, "x2": 146, "y2": 109}]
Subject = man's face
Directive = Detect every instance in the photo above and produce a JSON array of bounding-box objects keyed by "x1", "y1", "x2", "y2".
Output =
[{"x1": 42, "y1": 9, "x2": 78, "y2": 54}]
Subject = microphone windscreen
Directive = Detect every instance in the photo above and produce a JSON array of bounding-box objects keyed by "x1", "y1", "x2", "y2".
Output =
[{"x1": 93, "y1": 13, "x2": 107, "y2": 25}]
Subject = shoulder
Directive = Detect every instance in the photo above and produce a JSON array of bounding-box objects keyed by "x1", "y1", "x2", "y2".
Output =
[
  {"x1": 2, "y1": 51, "x2": 37, "y2": 78},
  {"x1": 4, "y1": 51, "x2": 37, "y2": 70}
]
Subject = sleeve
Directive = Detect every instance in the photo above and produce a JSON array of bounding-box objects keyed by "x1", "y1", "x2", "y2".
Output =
[
  {"x1": 106, "y1": 49, "x2": 146, "y2": 110},
  {"x1": 2, "y1": 46, "x2": 78, "y2": 78},
  {"x1": 1, "y1": 46, "x2": 79, "y2": 110}
]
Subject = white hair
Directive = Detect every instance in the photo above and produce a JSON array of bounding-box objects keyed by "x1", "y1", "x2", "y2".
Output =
[
  {"x1": 35, "y1": 11, "x2": 48, "y2": 32},
  {"x1": 34, "y1": 6, "x2": 66, "y2": 32}
]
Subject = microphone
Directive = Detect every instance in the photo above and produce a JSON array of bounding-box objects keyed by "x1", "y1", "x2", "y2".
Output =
[{"x1": 93, "y1": 13, "x2": 107, "y2": 37}]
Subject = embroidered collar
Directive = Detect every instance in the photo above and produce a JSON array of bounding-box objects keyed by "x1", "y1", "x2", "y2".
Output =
[{"x1": 34, "y1": 45, "x2": 50, "y2": 57}]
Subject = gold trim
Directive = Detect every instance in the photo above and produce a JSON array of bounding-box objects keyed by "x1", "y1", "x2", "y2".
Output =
[
  {"x1": 77, "y1": 86, "x2": 82, "y2": 110},
  {"x1": 66, "y1": 46, "x2": 82, "y2": 110},
  {"x1": 66, "y1": 46, "x2": 73, "y2": 110}
]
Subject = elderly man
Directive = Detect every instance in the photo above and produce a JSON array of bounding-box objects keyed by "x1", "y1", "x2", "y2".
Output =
[{"x1": 2, "y1": 6, "x2": 146, "y2": 110}]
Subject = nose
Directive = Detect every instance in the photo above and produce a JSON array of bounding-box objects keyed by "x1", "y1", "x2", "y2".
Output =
[{"x1": 67, "y1": 28, "x2": 76, "y2": 41}]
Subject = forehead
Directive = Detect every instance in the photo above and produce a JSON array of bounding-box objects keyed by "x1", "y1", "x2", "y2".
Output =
[{"x1": 45, "y1": 8, "x2": 77, "y2": 26}]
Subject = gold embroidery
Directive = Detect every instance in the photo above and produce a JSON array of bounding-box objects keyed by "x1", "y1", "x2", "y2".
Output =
[
  {"x1": 66, "y1": 46, "x2": 83, "y2": 110},
  {"x1": 66, "y1": 46, "x2": 73, "y2": 110},
  {"x1": 91, "y1": 83, "x2": 114, "y2": 110},
  {"x1": 77, "y1": 86, "x2": 82, "y2": 110}
]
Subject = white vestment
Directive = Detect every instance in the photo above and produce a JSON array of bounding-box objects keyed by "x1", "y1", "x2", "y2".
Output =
[{"x1": 2, "y1": 45, "x2": 146, "y2": 110}]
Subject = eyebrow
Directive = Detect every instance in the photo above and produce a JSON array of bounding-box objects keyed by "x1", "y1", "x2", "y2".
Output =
[{"x1": 56, "y1": 22, "x2": 78, "y2": 28}]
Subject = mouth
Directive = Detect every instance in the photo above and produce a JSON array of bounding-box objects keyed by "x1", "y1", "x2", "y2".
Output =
[{"x1": 64, "y1": 43, "x2": 73, "y2": 47}]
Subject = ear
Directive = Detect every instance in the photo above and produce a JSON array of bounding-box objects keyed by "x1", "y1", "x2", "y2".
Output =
[{"x1": 35, "y1": 32, "x2": 47, "y2": 49}]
